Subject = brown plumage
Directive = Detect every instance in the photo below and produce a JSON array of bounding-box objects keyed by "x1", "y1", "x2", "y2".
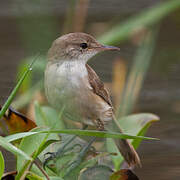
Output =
[
  {"x1": 45, "y1": 32, "x2": 141, "y2": 167},
  {"x1": 86, "y1": 64, "x2": 113, "y2": 107},
  {"x1": 86, "y1": 64, "x2": 140, "y2": 167}
]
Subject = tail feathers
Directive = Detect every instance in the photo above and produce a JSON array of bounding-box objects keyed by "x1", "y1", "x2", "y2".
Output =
[
  {"x1": 115, "y1": 138, "x2": 141, "y2": 167},
  {"x1": 106, "y1": 115, "x2": 141, "y2": 167}
]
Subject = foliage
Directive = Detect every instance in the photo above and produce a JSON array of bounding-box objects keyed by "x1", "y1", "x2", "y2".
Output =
[
  {"x1": 0, "y1": 151, "x2": 5, "y2": 179},
  {"x1": 0, "y1": 59, "x2": 35, "y2": 120}
]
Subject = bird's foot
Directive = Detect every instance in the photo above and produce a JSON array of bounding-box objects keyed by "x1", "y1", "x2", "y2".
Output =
[
  {"x1": 43, "y1": 150, "x2": 63, "y2": 169},
  {"x1": 43, "y1": 134, "x2": 79, "y2": 169},
  {"x1": 43, "y1": 142, "x2": 83, "y2": 169},
  {"x1": 64, "y1": 137, "x2": 97, "y2": 178}
]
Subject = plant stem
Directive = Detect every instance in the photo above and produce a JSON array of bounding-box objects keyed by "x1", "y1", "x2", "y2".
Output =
[
  {"x1": 0, "y1": 58, "x2": 37, "y2": 120},
  {"x1": 34, "y1": 160, "x2": 50, "y2": 180}
]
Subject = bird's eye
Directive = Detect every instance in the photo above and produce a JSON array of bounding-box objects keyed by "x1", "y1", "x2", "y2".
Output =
[{"x1": 80, "y1": 43, "x2": 88, "y2": 49}]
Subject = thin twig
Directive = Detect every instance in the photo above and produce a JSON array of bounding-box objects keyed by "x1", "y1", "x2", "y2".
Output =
[{"x1": 34, "y1": 160, "x2": 50, "y2": 180}]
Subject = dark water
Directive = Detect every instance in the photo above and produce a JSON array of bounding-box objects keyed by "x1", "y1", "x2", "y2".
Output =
[{"x1": 0, "y1": 1, "x2": 180, "y2": 179}]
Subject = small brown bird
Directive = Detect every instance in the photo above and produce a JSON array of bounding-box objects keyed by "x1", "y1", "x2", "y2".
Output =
[{"x1": 45, "y1": 32, "x2": 140, "y2": 167}]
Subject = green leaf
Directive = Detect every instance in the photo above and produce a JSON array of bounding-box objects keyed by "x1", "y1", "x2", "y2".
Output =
[
  {"x1": 34, "y1": 101, "x2": 49, "y2": 126},
  {"x1": 34, "y1": 102, "x2": 65, "y2": 129},
  {"x1": 17, "y1": 103, "x2": 64, "y2": 175},
  {"x1": 0, "y1": 151, "x2": 5, "y2": 179},
  {"x1": 46, "y1": 129, "x2": 157, "y2": 140},
  {"x1": 17, "y1": 127, "x2": 59, "y2": 172},
  {"x1": 12, "y1": 80, "x2": 43, "y2": 109},
  {"x1": 106, "y1": 138, "x2": 123, "y2": 170},
  {"x1": 65, "y1": 151, "x2": 113, "y2": 180},
  {"x1": 36, "y1": 139, "x2": 59, "y2": 157},
  {"x1": 106, "y1": 113, "x2": 159, "y2": 169},
  {"x1": 55, "y1": 152, "x2": 77, "y2": 177},
  {"x1": 26, "y1": 172, "x2": 65, "y2": 180},
  {"x1": 0, "y1": 136, "x2": 32, "y2": 161},
  {"x1": 16, "y1": 60, "x2": 32, "y2": 93},
  {"x1": 49, "y1": 177, "x2": 64, "y2": 180},
  {"x1": 5, "y1": 132, "x2": 38, "y2": 142},
  {"x1": 12, "y1": 54, "x2": 45, "y2": 110},
  {"x1": 118, "y1": 113, "x2": 159, "y2": 137},
  {"x1": 5, "y1": 129, "x2": 158, "y2": 143},
  {"x1": 124, "y1": 113, "x2": 159, "y2": 149},
  {"x1": 42, "y1": 106, "x2": 65, "y2": 130},
  {"x1": 99, "y1": 0, "x2": 180, "y2": 45},
  {"x1": 26, "y1": 171, "x2": 44, "y2": 180},
  {"x1": 78, "y1": 165, "x2": 113, "y2": 180},
  {"x1": 0, "y1": 57, "x2": 37, "y2": 120},
  {"x1": 8, "y1": 129, "x2": 158, "y2": 143}
]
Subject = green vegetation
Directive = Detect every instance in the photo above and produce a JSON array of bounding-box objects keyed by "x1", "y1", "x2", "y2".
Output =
[{"x1": 0, "y1": 151, "x2": 5, "y2": 179}]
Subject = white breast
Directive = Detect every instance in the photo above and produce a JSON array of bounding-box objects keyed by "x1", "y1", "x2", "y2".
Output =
[
  {"x1": 58, "y1": 60, "x2": 88, "y2": 86},
  {"x1": 45, "y1": 60, "x2": 91, "y2": 110},
  {"x1": 45, "y1": 60, "x2": 112, "y2": 126}
]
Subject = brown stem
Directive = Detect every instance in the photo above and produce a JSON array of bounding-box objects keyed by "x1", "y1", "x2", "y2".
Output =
[
  {"x1": 73, "y1": 0, "x2": 90, "y2": 32},
  {"x1": 34, "y1": 160, "x2": 50, "y2": 180}
]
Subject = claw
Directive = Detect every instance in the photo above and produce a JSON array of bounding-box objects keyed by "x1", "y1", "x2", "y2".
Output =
[
  {"x1": 43, "y1": 126, "x2": 89, "y2": 170},
  {"x1": 44, "y1": 152, "x2": 55, "y2": 158},
  {"x1": 43, "y1": 136, "x2": 78, "y2": 169},
  {"x1": 43, "y1": 152, "x2": 57, "y2": 169}
]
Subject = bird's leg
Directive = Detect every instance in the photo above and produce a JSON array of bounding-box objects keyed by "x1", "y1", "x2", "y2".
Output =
[
  {"x1": 64, "y1": 137, "x2": 97, "y2": 178},
  {"x1": 43, "y1": 124, "x2": 88, "y2": 168},
  {"x1": 64, "y1": 118, "x2": 107, "y2": 176}
]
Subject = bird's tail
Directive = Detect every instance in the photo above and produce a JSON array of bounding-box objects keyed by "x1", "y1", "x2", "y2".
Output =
[{"x1": 105, "y1": 115, "x2": 141, "y2": 167}]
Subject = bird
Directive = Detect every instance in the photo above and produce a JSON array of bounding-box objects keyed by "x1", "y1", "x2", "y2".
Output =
[{"x1": 44, "y1": 32, "x2": 140, "y2": 167}]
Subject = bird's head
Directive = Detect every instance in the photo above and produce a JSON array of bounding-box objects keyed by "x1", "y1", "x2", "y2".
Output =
[{"x1": 48, "y1": 32, "x2": 120, "y2": 62}]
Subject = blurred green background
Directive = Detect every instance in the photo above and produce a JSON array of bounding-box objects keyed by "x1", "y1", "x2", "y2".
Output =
[{"x1": 0, "y1": 0, "x2": 180, "y2": 179}]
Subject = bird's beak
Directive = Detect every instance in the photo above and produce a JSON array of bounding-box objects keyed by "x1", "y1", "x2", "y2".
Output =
[
  {"x1": 100, "y1": 45, "x2": 120, "y2": 51},
  {"x1": 91, "y1": 45, "x2": 120, "y2": 51}
]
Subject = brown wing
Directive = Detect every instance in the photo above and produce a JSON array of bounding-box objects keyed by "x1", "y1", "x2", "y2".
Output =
[{"x1": 86, "y1": 64, "x2": 113, "y2": 107}]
